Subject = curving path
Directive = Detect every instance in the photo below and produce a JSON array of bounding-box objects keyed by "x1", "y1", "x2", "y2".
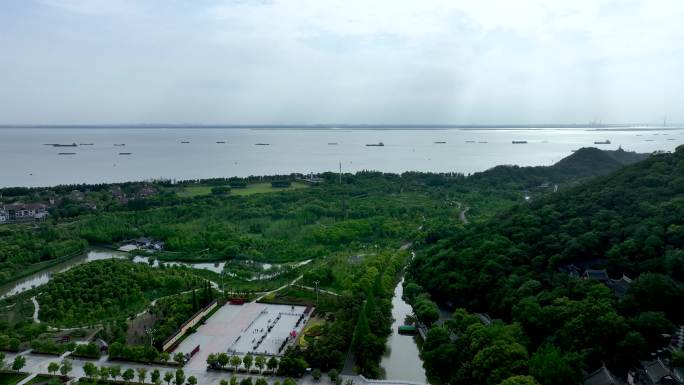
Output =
[
  {"x1": 459, "y1": 206, "x2": 470, "y2": 224},
  {"x1": 31, "y1": 296, "x2": 40, "y2": 323}
]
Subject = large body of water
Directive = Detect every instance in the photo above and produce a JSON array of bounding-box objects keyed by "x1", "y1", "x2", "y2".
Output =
[{"x1": 1, "y1": 127, "x2": 682, "y2": 187}]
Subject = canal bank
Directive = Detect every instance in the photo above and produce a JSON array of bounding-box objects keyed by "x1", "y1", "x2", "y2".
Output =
[
  {"x1": 0, "y1": 249, "x2": 305, "y2": 299},
  {"x1": 380, "y1": 278, "x2": 427, "y2": 384},
  {"x1": 0, "y1": 249, "x2": 129, "y2": 298}
]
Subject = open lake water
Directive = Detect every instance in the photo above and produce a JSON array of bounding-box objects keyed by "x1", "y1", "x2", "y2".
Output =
[{"x1": 1, "y1": 127, "x2": 682, "y2": 187}]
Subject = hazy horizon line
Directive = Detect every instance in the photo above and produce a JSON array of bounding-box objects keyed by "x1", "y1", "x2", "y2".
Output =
[{"x1": 0, "y1": 123, "x2": 680, "y2": 130}]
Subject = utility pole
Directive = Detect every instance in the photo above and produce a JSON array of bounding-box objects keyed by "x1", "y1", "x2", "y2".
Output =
[
  {"x1": 221, "y1": 271, "x2": 225, "y2": 299},
  {"x1": 339, "y1": 162, "x2": 342, "y2": 184},
  {"x1": 313, "y1": 280, "x2": 320, "y2": 306}
]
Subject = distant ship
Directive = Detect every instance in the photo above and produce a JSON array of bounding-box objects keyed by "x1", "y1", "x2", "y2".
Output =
[
  {"x1": 52, "y1": 143, "x2": 77, "y2": 147},
  {"x1": 512, "y1": 141, "x2": 528, "y2": 144},
  {"x1": 255, "y1": 143, "x2": 270, "y2": 146},
  {"x1": 478, "y1": 141, "x2": 488, "y2": 144},
  {"x1": 366, "y1": 142, "x2": 384, "y2": 147},
  {"x1": 434, "y1": 141, "x2": 446, "y2": 144},
  {"x1": 119, "y1": 152, "x2": 132, "y2": 155},
  {"x1": 181, "y1": 141, "x2": 190, "y2": 144},
  {"x1": 328, "y1": 142, "x2": 338, "y2": 145},
  {"x1": 114, "y1": 143, "x2": 126, "y2": 146},
  {"x1": 79, "y1": 143, "x2": 94, "y2": 146},
  {"x1": 593, "y1": 140, "x2": 611, "y2": 144},
  {"x1": 58, "y1": 152, "x2": 76, "y2": 155},
  {"x1": 216, "y1": 141, "x2": 226, "y2": 144},
  {"x1": 465, "y1": 140, "x2": 475, "y2": 143}
]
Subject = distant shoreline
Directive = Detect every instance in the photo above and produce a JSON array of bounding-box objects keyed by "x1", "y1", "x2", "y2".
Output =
[{"x1": 0, "y1": 124, "x2": 681, "y2": 130}]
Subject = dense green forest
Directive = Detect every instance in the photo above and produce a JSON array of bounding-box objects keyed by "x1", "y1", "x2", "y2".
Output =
[
  {"x1": 38, "y1": 260, "x2": 205, "y2": 327},
  {"x1": 408, "y1": 145, "x2": 683, "y2": 385}
]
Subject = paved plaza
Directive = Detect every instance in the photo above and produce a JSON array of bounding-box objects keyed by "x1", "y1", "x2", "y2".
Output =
[{"x1": 175, "y1": 302, "x2": 310, "y2": 371}]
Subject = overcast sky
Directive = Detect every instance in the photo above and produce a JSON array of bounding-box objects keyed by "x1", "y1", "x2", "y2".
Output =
[{"x1": 1, "y1": 0, "x2": 683, "y2": 125}]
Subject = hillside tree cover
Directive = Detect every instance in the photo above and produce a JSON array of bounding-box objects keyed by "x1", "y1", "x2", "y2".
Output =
[{"x1": 409, "y1": 146, "x2": 684, "y2": 384}]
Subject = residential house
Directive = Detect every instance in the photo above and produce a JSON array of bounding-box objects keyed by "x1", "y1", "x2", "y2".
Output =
[
  {"x1": 583, "y1": 269, "x2": 611, "y2": 284},
  {"x1": 609, "y1": 274, "x2": 633, "y2": 299},
  {"x1": 118, "y1": 237, "x2": 164, "y2": 252},
  {"x1": 0, "y1": 203, "x2": 48, "y2": 223},
  {"x1": 583, "y1": 269, "x2": 634, "y2": 298},
  {"x1": 110, "y1": 185, "x2": 128, "y2": 204},
  {"x1": 584, "y1": 365, "x2": 624, "y2": 385},
  {"x1": 136, "y1": 185, "x2": 156, "y2": 198},
  {"x1": 637, "y1": 359, "x2": 682, "y2": 385}
]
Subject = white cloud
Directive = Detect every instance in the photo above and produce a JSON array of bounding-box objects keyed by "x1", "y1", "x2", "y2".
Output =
[
  {"x1": 40, "y1": 0, "x2": 141, "y2": 15},
  {"x1": 0, "y1": 0, "x2": 682, "y2": 123}
]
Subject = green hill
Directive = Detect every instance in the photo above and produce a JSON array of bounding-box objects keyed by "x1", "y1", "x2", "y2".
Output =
[
  {"x1": 468, "y1": 147, "x2": 648, "y2": 188},
  {"x1": 408, "y1": 145, "x2": 684, "y2": 385}
]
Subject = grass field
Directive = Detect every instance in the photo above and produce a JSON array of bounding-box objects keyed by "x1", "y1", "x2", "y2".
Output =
[
  {"x1": 176, "y1": 185, "x2": 213, "y2": 197},
  {"x1": 0, "y1": 372, "x2": 28, "y2": 385},
  {"x1": 25, "y1": 374, "x2": 67, "y2": 385},
  {"x1": 176, "y1": 182, "x2": 308, "y2": 197},
  {"x1": 230, "y1": 182, "x2": 309, "y2": 196}
]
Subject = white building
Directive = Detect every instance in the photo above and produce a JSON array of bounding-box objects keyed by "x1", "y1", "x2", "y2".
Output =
[{"x1": 0, "y1": 203, "x2": 48, "y2": 223}]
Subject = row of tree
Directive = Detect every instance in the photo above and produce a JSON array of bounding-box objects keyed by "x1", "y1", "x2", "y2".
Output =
[{"x1": 206, "y1": 352, "x2": 279, "y2": 373}]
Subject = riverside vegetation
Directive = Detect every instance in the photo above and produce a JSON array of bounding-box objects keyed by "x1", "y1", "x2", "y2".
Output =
[{"x1": 0, "y1": 146, "x2": 666, "y2": 384}]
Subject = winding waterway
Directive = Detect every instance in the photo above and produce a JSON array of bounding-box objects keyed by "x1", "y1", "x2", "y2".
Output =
[
  {"x1": 0, "y1": 250, "x2": 307, "y2": 299},
  {"x1": 0, "y1": 249, "x2": 128, "y2": 298},
  {"x1": 0, "y1": 250, "x2": 227, "y2": 299},
  {"x1": 381, "y1": 278, "x2": 428, "y2": 383}
]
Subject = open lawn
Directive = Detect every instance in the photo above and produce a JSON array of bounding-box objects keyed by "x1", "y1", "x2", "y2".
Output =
[
  {"x1": 25, "y1": 375, "x2": 67, "y2": 385},
  {"x1": 231, "y1": 182, "x2": 309, "y2": 196},
  {"x1": 176, "y1": 182, "x2": 308, "y2": 198},
  {"x1": 0, "y1": 372, "x2": 28, "y2": 385},
  {"x1": 175, "y1": 185, "x2": 213, "y2": 197}
]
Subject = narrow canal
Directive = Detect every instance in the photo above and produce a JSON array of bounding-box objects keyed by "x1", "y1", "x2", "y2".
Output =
[
  {"x1": 0, "y1": 249, "x2": 128, "y2": 298},
  {"x1": 0, "y1": 250, "x2": 225, "y2": 299},
  {"x1": 0, "y1": 249, "x2": 296, "y2": 299},
  {"x1": 380, "y1": 278, "x2": 428, "y2": 383}
]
